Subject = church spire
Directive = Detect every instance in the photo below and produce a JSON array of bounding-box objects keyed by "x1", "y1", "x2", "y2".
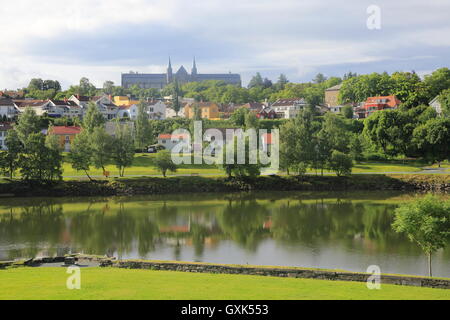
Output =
[
  {"x1": 167, "y1": 57, "x2": 173, "y2": 84},
  {"x1": 191, "y1": 57, "x2": 198, "y2": 80}
]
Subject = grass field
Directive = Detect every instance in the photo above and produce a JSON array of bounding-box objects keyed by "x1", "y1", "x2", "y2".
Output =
[
  {"x1": 60, "y1": 154, "x2": 441, "y2": 178},
  {"x1": 1, "y1": 267, "x2": 449, "y2": 300}
]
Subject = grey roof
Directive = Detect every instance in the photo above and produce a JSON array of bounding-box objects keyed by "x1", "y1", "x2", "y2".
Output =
[{"x1": 325, "y1": 84, "x2": 343, "y2": 91}]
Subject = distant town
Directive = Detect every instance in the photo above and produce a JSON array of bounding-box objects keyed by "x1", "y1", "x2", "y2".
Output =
[{"x1": 0, "y1": 66, "x2": 448, "y2": 163}]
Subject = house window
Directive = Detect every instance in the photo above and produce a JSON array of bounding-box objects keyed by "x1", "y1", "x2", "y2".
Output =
[{"x1": 162, "y1": 140, "x2": 166, "y2": 144}]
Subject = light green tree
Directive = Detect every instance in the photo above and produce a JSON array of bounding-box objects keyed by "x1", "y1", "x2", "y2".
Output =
[
  {"x1": 111, "y1": 123, "x2": 135, "y2": 177},
  {"x1": 328, "y1": 150, "x2": 353, "y2": 176},
  {"x1": 0, "y1": 130, "x2": 22, "y2": 179},
  {"x1": 393, "y1": 195, "x2": 450, "y2": 277},
  {"x1": 68, "y1": 130, "x2": 94, "y2": 180},
  {"x1": 15, "y1": 107, "x2": 41, "y2": 144},
  {"x1": 83, "y1": 102, "x2": 105, "y2": 133},
  {"x1": 154, "y1": 150, "x2": 177, "y2": 177},
  {"x1": 135, "y1": 102, "x2": 152, "y2": 152},
  {"x1": 90, "y1": 127, "x2": 113, "y2": 173}
]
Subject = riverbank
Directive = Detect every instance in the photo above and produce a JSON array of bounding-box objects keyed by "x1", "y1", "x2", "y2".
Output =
[
  {"x1": 0, "y1": 174, "x2": 449, "y2": 198},
  {"x1": 1, "y1": 266, "x2": 449, "y2": 300}
]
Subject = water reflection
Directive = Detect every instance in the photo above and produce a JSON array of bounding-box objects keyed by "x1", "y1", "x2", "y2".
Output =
[{"x1": 0, "y1": 192, "x2": 448, "y2": 277}]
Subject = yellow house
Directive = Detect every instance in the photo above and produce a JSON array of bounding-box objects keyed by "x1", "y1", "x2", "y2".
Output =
[
  {"x1": 184, "y1": 102, "x2": 220, "y2": 120},
  {"x1": 49, "y1": 126, "x2": 81, "y2": 152},
  {"x1": 113, "y1": 96, "x2": 140, "y2": 107}
]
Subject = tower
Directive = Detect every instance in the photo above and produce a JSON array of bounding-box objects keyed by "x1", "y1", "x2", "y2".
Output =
[
  {"x1": 167, "y1": 57, "x2": 173, "y2": 84},
  {"x1": 191, "y1": 57, "x2": 198, "y2": 81}
]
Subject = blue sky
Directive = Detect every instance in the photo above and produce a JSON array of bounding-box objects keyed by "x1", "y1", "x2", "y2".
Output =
[{"x1": 0, "y1": 0, "x2": 449, "y2": 89}]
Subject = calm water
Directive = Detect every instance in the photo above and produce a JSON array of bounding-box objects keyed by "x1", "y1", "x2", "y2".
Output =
[{"x1": 0, "y1": 192, "x2": 449, "y2": 277}]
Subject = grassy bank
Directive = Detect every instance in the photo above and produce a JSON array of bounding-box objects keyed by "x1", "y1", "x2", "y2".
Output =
[
  {"x1": 1, "y1": 267, "x2": 449, "y2": 300},
  {"x1": 58, "y1": 154, "x2": 448, "y2": 178},
  {"x1": 0, "y1": 174, "x2": 448, "y2": 197}
]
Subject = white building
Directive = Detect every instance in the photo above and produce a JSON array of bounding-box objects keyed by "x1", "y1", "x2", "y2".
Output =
[
  {"x1": 147, "y1": 101, "x2": 166, "y2": 120},
  {"x1": 158, "y1": 133, "x2": 191, "y2": 151},
  {"x1": 69, "y1": 94, "x2": 118, "y2": 120},
  {"x1": 430, "y1": 96, "x2": 442, "y2": 116},
  {"x1": 47, "y1": 99, "x2": 83, "y2": 119},
  {"x1": 14, "y1": 100, "x2": 51, "y2": 116},
  {"x1": 271, "y1": 98, "x2": 307, "y2": 119},
  {"x1": 118, "y1": 101, "x2": 167, "y2": 120},
  {"x1": 0, "y1": 99, "x2": 19, "y2": 120}
]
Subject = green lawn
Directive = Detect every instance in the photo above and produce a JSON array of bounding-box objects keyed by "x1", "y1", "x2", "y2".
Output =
[
  {"x1": 62, "y1": 153, "x2": 223, "y2": 177},
  {"x1": 1, "y1": 267, "x2": 449, "y2": 300},
  {"x1": 61, "y1": 153, "x2": 431, "y2": 178}
]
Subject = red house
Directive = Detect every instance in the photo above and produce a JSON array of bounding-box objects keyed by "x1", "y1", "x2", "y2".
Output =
[
  {"x1": 356, "y1": 95, "x2": 401, "y2": 119},
  {"x1": 257, "y1": 107, "x2": 277, "y2": 119}
]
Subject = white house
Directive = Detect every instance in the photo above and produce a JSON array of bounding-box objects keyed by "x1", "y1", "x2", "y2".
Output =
[
  {"x1": 0, "y1": 98, "x2": 19, "y2": 120},
  {"x1": 147, "y1": 101, "x2": 166, "y2": 120},
  {"x1": 118, "y1": 101, "x2": 167, "y2": 120},
  {"x1": 430, "y1": 96, "x2": 442, "y2": 116},
  {"x1": 271, "y1": 98, "x2": 307, "y2": 119},
  {"x1": 14, "y1": 100, "x2": 51, "y2": 116},
  {"x1": 158, "y1": 133, "x2": 191, "y2": 151},
  {"x1": 47, "y1": 99, "x2": 83, "y2": 119},
  {"x1": 166, "y1": 107, "x2": 185, "y2": 118},
  {"x1": 69, "y1": 94, "x2": 118, "y2": 120}
]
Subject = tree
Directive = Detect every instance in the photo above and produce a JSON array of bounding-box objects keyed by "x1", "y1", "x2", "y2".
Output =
[
  {"x1": 90, "y1": 127, "x2": 113, "y2": 173},
  {"x1": 423, "y1": 68, "x2": 450, "y2": 99},
  {"x1": 230, "y1": 107, "x2": 250, "y2": 127},
  {"x1": 363, "y1": 109, "x2": 414, "y2": 157},
  {"x1": 19, "y1": 133, "x2": 62, "y2": 182},
  {"x1": 68, "y1": 130, "x2": 94, "y2": 181},
  {"x1": 79, "y1": 77, "x2": 96, "y2": 96},
  {"x1": 438, "y1": 89, "x2": 450, "y2": 117},
  {"x1": 44, "y1": 130, "x2": 64, "y2": 181},
  {"x1": 413, "y1": 118, "x2": 450, "y2": 166},
  {"x1": 313, "y1": 73, "x2": 327, "y2": 84},
  {"x1": 135, "y1": 102, "x2": 152, "y2": 151},
  {"x1": 154, "y1": 150, "x2": 177, "y2": 177},
  {"x1": 111, "y1": 123, "x2": 135, "y2": 177},
  {"x1": 279, "y1": 119, "x2": 305, "y2": 175},
  {"x1": 328, "y1": 150, "x2": 352, "y2": 176},
  {"x1": 219, "y1": 137, "x2": 261, "y2": 179},
  {"x1": 15, "y1": 107, "x2": 41, "y2": 144},
  {"x1": 341, "y1": 105, "x2": 354, "y2": 119},
  {"x1": 244, "y1": 111, "x2": 259, "y2": 130},
  {"x1": 83, "y1": 102, "x2": 105, "y2": 133},
  {"x1": 393, "y1": 195, "x2": 450, "y2": 277},
  {"x1": 103, "y1": 81, "x2": 115, "y2": 95},
  {"x1": 349, "y1": 134, "x2": 364, "y2": 162},
  {"x1": 248, "y1": 73, "x2": 264, "y2": 89},
  {"x1": 0, "y1": 130, "x2": 22, "y2": 178},
  {"x1": 276, "y1": 74, "x2": 289, "y2": 90}
]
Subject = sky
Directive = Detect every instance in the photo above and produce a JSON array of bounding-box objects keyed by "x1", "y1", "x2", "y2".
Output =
[{"x1": 0, "y1": 0, "x2": 450, "y2": 90}]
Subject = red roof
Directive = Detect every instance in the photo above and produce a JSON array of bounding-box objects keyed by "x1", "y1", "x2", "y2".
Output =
[
  {"x1": 50, "y1": 126, "x2": 81, "y2": 135},
  {"x1": 158, "y1": 133, "x2": 189, "y2": 140},
  {"x1": 364, "y1": 95, "x2": 401, "y2": 108}
]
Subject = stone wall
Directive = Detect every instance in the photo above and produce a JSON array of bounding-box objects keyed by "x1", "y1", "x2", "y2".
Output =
[{"x1": 110, "y1": 260, "x2": 450, "y2": 290}]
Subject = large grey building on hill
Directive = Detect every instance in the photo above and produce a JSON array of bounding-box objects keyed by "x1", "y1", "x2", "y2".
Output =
[{"x1": 121, "y1": 58, "x2": 241, "y2": 89}]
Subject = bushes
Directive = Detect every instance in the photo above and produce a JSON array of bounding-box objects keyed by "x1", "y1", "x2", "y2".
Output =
[{"x1": 328, "y1": 151, "x2": 353, "y2": 176}]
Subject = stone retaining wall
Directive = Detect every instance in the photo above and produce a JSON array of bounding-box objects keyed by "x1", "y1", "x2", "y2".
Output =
[{"x1": 111, "y1": 260, "x2": 450, "y2": 290}]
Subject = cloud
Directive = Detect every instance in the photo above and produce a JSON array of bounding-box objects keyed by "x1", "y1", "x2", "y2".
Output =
[{"x1": 0, "y1": 0, "x2": 449, "y2": 89}]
